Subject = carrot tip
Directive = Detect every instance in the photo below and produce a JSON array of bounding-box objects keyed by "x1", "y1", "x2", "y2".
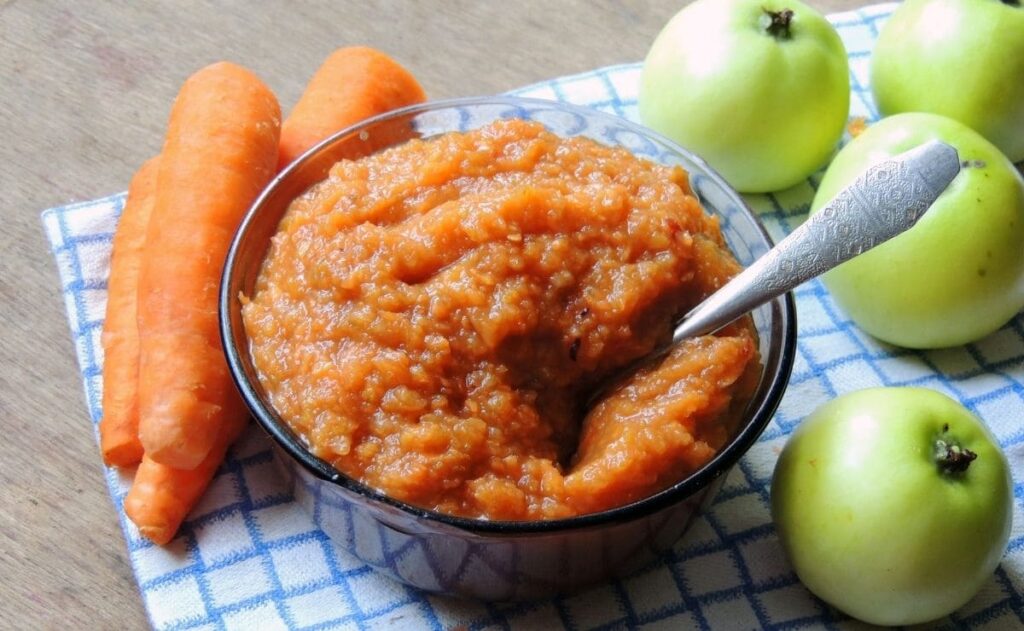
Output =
[
  {"x1": 102, "y1": 443, "x2": 145, "y2": 468},
  {"x1": 136, "y1": 525, "x2": 174, "y2": 546}
]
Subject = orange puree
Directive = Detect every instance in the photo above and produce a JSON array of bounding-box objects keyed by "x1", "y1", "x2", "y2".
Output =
[{"x1": 242, "y1": 119, "x2": 757, "y2": 520}]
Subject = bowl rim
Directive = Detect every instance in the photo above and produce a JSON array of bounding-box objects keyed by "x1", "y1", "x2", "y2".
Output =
[{"x1": 220, "y1": 95, "x2": 798, "y2": 535}]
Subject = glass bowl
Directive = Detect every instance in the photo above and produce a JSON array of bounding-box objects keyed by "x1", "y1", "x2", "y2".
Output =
[{"x1": 220, "y1": 97, "x2": 797, "y2": 601}]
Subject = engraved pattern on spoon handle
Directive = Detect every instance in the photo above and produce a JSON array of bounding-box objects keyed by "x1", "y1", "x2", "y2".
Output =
[{"x1": 672, "y1": 140, "x2": 961, "y2": 343}]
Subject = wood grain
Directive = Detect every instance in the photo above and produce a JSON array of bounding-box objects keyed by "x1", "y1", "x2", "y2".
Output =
[{"x1": 0, "y1": 0, "x2": 869, "y2": 627}]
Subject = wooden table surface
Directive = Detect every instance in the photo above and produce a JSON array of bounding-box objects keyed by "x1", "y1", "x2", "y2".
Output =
[{"x1": 1, "y1": 0, "x2": 868, "y2": 627}]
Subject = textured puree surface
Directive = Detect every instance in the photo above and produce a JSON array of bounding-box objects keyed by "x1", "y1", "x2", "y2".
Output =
[{"x1": 242, "y1": 119, "x2": 757, "y2": 520}]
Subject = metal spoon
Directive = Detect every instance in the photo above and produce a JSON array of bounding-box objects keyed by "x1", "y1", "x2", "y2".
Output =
[
  {"x1": 589, "y1": 139, "x2": 961, "y2": 405},
  {"x1": 674, "y1": 139, "x2": 961, "y2": 341}
]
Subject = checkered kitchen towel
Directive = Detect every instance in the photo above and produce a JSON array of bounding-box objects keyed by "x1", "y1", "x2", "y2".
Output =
[{"x1": 42, "y1": 3, "x2": 1024, "y2": 629}]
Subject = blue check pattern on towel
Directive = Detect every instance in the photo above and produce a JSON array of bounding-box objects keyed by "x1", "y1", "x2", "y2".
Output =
[{"x1": 42, "y1": 4, "x2": 1024, "y2": 629}]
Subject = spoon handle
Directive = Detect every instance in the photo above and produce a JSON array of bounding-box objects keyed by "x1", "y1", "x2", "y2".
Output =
[{"x1": 672, "y1": 140, "x2": 961, "y2": 343}]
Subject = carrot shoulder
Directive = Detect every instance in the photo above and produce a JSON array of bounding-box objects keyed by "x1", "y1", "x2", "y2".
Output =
[
  {"x1": 137, "y1": 62, "x2": 281, "y2": 470},
  {"x1": 99, "y1": 156, "x2": 160, "y2": 467},
  {"x1": 277, "y1": 46, "x2": 426, "y2": 170},
  {"x1": 125, "y1": 413, "x2": 247, "y2": 545}
]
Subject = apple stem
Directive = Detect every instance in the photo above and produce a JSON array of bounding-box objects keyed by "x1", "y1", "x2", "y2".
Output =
[
  {"x1": 1001, "y1": 0, "x2": 1020, "y2": 7},
  {"x1": 764, "y1": 9, "x2": 795, "y2": 40},
  {"x1": 934, "y1": 425, "x2": 977, "y2": 475}
]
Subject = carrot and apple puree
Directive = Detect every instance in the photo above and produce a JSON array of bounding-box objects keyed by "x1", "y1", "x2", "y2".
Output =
[{"x1": 242, "y1": 119, "x2": 757, "y2": 520}]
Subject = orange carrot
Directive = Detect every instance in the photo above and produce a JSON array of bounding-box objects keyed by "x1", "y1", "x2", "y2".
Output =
[
  {"x1": 125, "y1": 413, "x2": 247, "y2": 545},
  {"x1": 277, "y1": 46, "x2": 426, "y2": 170},
  {"x1": 137, "y1": 62, "x2": 280, "y2": 470},
  {"x1": 99, "y1": 157, "x2": 160, "y2": 467}
]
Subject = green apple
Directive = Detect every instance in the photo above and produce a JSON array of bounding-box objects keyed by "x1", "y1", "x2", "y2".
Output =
[
  {"x1": 811, "y1": 112, "x2": 1024, "y2": 349},
  {"x1": 770, "y1": 389, "x2": 1011, "y2": 626},
  {"x1": 771, "y1": 387, "x2": 1013, "y2": 626},
  {"x1": 638, "y1": 0, "x2": 849, "y2": 193},
  {"x1": 872, "y1": 0, "x2": 1024, "y2": 163}
]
